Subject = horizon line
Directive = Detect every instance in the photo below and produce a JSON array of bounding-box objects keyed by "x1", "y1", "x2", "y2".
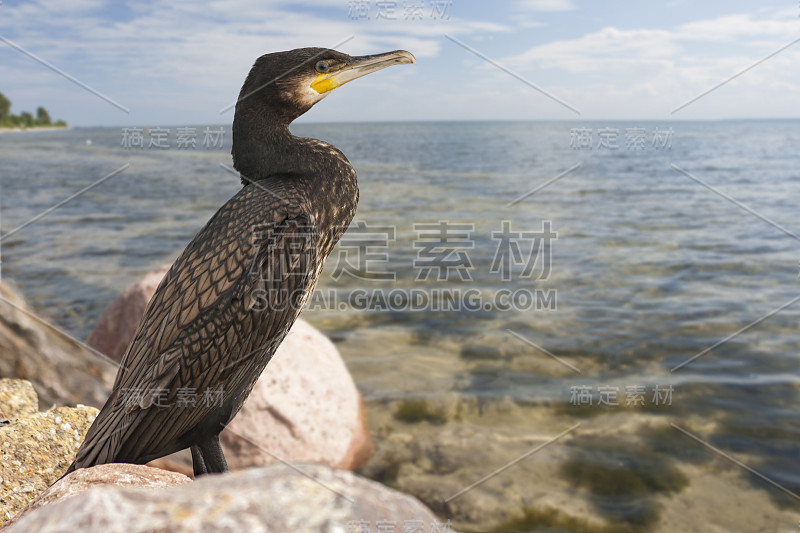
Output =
[{"x1": 42, "y1": 117, "x2": 800, "y2": 130}]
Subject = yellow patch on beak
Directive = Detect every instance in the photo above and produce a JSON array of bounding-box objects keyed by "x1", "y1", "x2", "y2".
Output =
[{"x1": 310, "y1": 73, "x2": 340, "y2": 94}]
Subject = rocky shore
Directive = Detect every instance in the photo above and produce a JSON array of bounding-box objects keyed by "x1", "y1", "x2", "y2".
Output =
[
  {"x1": 0, "y1": 378, "x2": 98, "y2": 522},
  {"x1": 0, "y1": 274, "x2": 442, "y2": 531},
  {"x1": 1, "y1": 270, "x2": 797, "y2": 532}
]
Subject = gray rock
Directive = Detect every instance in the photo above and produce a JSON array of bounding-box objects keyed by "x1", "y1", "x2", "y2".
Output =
[
  {"x1": 0, "y1": 281, "x2": 117, "y2": 408},
  {"x1": 5, "y1": 464, "x2": 447, "y2": 533}
]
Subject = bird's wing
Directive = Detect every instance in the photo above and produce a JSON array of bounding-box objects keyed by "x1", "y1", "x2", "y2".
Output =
[
  {"x1": 73, "y1": 184, "x2": 319, "y2": 468},
  {"x1": 114, "y1": 182, "x2": 303, "y2": 389},
  {"x1": 125, "y1": 212, "x2": 319, "y2": 401}
]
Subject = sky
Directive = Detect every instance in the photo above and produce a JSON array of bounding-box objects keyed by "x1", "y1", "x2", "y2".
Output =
[{"x1": 0, "y1": 0, "x2": 799, "y2": 126}]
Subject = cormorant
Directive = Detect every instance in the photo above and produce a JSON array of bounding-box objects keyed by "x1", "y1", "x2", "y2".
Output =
[{"x1": 66, "y1": 47, "x2": 415, "y2": 477}]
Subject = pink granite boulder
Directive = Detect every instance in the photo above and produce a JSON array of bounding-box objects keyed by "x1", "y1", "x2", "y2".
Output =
[
  {"x1": 5, "y1": 463, "x2": 190, "y2": 529},
  {"x1": 5, "y1": 464, "x2": 444, "y2": 533},
  {"x1": 220, "y1": 318, "x2": 373, "y2": 470},
  {"x1": 86, "y1": 265, "x2": 170, "y2": 363}
]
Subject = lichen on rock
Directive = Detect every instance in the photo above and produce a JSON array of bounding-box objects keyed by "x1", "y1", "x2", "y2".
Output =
[
  {"x1": 0, "y1": 379, "x2": 38, "y2": 420},
  {"x1": 0, "y1": 378, "x2": 98, "y2": 525}
]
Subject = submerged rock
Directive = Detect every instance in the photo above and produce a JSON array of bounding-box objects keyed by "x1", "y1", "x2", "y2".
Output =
[
  {"x1": 0, "y1": 378, "x2": 98, "y2": 525},
  {"x1": 5, "y1": 463, "x2": 445, "y2": 533}
]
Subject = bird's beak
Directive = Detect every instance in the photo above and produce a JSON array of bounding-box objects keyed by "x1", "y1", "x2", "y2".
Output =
[{"x1": 311, "y1": 50, "x2": 416, "y2": 94}]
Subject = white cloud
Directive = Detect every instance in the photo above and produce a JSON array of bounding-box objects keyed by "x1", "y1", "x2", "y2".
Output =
[
  {"x1": 33, "y1": 0, "x2": 108, "y2": 13},
  {"x1": 506, "y1": 26, "x2": 679, "y2": 73},
  {"x1": 494, "y1": 11, "x2": 799, "y2": 115},
  {"x1": 515, "y1": 0, "x2": 576, "y2": 12},
  {"x1": 505, "y1": 12, "x2": 799, "y2": 74},
  {"x1": 676, "y1": 13, "x2": 798, "y2": 42}
]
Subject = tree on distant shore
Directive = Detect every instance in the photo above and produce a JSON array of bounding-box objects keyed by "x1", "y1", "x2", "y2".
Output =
[
  {"x1": 19, "y1": 111, "x2": 34, "y2": 128},
  {"x1": 0, "y1": 93, "x2": 10, "y2": 124},
  {"x1": 36, "y1": 106, "x2": 51, "y2": 125},
  {"x1": 0, "y1": 91, "x2": 66, "y2": 128}
]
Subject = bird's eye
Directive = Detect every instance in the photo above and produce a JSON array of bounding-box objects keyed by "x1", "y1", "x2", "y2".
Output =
[{"x1": 315, "y1": 61, "x2": 330, "y2": 74}]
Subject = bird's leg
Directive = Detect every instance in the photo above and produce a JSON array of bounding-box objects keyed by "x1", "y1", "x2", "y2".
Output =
[
  {"x1": 196, "y1": 434, "x2": 228, "y2": 474},
  {"x1": 191, "y1": 444, "x2": 208, "y2": 477}
]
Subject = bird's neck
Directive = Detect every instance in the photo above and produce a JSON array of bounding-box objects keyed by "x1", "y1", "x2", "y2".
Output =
[
  {"x1": 231, "y1": 106, "x2": 359, "y2": 238},
  {"x1": 232, "y1": 106, "x2": 348, "y2": 183}
]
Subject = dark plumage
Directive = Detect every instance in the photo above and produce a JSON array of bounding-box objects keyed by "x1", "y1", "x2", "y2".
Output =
[{"x1": 67, "y1": 47, "x2": 415, "y2": 477}]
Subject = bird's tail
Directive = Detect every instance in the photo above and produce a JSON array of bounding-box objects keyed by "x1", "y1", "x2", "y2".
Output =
[{"x1": 63, "y1": 389, "x2": 129, "y2": 475}]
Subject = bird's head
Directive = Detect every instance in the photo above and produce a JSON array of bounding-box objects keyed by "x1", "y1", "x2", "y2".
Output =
[{"x1": 235, "y1": 47, "x2": 416, "y2": 124}]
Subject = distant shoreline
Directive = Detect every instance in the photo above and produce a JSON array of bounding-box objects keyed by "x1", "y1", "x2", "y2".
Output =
[{"x1": 0, "y1": 126, "x2": 70, "y2": 135}]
